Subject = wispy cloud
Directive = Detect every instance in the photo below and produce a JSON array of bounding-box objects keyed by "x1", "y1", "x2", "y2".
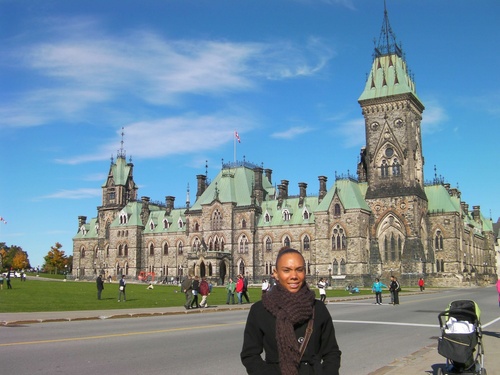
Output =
[
  {"x1": 38, "y1": 188, "x2": 101, "y2": 200},
  {"x1": 421, "y1": 100, "x2": 448, "y2": 134},
  {"x1": 271, "y1": 126, "x2": 314, "y2": 140},
  {"x1": 60, "y1": 113, "x2": 254, "y2": 164},
  {"x1": 1, "y1": 17, "x2": 333, "y2": 129}
]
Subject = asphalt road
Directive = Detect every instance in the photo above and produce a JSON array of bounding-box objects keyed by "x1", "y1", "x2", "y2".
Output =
[{"x1": 1, "y1": 286, "x2": 499, "y2": 375}]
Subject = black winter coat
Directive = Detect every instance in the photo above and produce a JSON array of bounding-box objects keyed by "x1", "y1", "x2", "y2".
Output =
[{"x1": 241, "y1": 299, "x2": 341, "y2": 375}]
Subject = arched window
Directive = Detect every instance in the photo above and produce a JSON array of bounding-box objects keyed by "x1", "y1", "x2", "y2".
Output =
[
  {"x1": 242, "y1": 219, "x2": 247, "y2": 228},
  {"x1": 303, "y1": 235, "x2": 310, "y2": 251},
  {"x1": 105, "y1": 222, "x2": 111, "y2": 240},
  {"x1": 303, "y1": 210, "x2": 309, "y2": 220},
  {"x1": 265, "y1": 237, "x2": 272, "y2": 252},
  {"x1": 331, "y1": 225, "x2": 347, "y2": 250},
  {"x1": 149, "y1": 243, "x2": 154, "y2": 256},
  {"x1": 282, "y1": 209, "x2": 291, "y2": 221},
  {"x1": 163, "y1": 243, "x2": 168, "y2": 255},
  {"x1": 178, "y1": 242, "x2": 183, "y2": 255},
  {"x1": 239, "y1": 235, "x2": 248, "y2": 253},
  {"x1": 334, "y1": 203, "x2": 341, "y2": 216},
  {"x1": 81, "y1": 247, "x2": 86, "y2": 258},
  {"x1": 178, "y1": 218, "x2": 184, "y2": 228},
  {"x1": 264, "y1": 213, "x2": 271, "y2": 223},
  {"x1": 434, "y1": 230, "x2": 444, "y2": 251},
  {"x1": 332, "y1": 259, "x2": 339, "y2": 275},
  {"x1": 150, "y1": 221, "x2": 155, "y2": 230},
  {"x1": 163, "y1": 219, "x2": 169, "y2": 229},
  {"x1": 283, "y1": 236, "x2": 290, "y2": 248},
  {"x1": 381, "y1": 160, "x2": 389, "y2": 178},
  {"x1": 124, "y1": 244, "x2": 128, "y2": 256},
  {"x1": 340, "y1": 259, "x2": 346, "y2": 275},
  {"x1": 212, "y1": 210, "x2": 222, "y2": 230},
  {"x1": 392, "y1": 158, "x2": 401, "y2": 176},
  {"x1": 194, "y1": 222, "x2": 199, "y2": 231},
  {"x1": 118, "y1": 245, "x2": 123, "y2": 256}
]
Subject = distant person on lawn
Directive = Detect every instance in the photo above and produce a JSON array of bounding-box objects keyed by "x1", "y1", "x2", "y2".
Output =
[
  {"x1": 96, "y1": 274, "x2": 104, "y2": 300},
  {"x1": 118, "y1": 275, "x2": 126, "y2": 302}
]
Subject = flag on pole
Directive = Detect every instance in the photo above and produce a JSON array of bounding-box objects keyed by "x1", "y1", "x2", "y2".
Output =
[{"x1": 235, "y1": 131, "x2": 241, "y2": 143}]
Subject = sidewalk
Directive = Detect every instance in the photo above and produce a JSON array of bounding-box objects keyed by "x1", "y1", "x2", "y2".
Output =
[{"x1": 1, "y1": 301, "x2": 498, "y2": 375}]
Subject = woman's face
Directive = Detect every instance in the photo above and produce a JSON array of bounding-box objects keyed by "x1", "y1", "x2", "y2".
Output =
[{"x1": 275, "y1": 252, "x2": 306, "y2": 293}]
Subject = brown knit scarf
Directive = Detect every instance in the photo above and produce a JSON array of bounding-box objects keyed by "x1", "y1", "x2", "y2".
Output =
[{"x1": 262, "y1": 282, "x2": 316, "y2": 375}]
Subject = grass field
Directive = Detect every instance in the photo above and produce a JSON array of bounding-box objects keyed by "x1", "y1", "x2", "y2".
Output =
[{"x1": 0, "y1": 276, "x2": 377, "y2": 313}]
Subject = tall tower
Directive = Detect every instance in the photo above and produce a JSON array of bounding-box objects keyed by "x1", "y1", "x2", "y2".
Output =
[{"x1": 358, "y1": 4, "x2": 428, "y2": 274}]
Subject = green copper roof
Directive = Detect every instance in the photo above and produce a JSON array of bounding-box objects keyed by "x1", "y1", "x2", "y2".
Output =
[
  {"x1": 425, "y1": 185, "x2": 461, "y2": 214},
  {"x1": 73, "y1": 217, "x2": 99, "y2": 239},
  {"x1": 316, "y1": 179, "x2": 370, "y2": 212},
  {"x1": 102, "y1": 156, "x2": 133, "y2": 187},
  {"x1": 358, "y1": 53, "x2": 422, "y2": 104},
  {"x1": 190, "y1": 164, "x2": 275, "y2": 210},
  {"x1": 258, "y1": 196, "x2": 318, "y2": 227}
]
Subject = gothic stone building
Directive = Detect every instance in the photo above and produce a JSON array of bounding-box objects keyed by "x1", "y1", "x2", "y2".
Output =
[{"x1": 72, "y1": 9, "x2": 496, "y2": 287}]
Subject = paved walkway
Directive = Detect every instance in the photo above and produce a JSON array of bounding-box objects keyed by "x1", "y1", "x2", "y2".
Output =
[{"x1": 1, "y1": 300, "x2": 497, "y2": 375}]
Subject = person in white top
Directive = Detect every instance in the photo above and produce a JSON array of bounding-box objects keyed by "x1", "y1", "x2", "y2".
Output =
[
  {"x1": 261, "y1": 279, "x2": 269, "y2": 295},
  {"x1": 318, "y1": 278, "x2": 327, "y2": 303}
]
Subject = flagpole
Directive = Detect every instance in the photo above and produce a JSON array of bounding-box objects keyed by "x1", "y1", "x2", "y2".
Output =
[{"x1": 234, "y1": 130, "x2": 236, "y2": 162}]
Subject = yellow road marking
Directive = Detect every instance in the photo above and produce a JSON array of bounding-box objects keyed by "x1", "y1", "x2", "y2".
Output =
[{"x1": 0, "y1": 321, "x2": 246, "y2": 347}]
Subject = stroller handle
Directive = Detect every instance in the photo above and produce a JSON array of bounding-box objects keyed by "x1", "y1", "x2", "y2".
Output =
[{"x1": 438, "y1": 308, "x2": 479, "y2": 327}]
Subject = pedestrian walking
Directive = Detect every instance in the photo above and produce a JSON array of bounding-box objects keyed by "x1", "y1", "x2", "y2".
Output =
[
  {"x1": 96, "y1": 274, "x2": 104, "y2": 300},
  {"x1": 317, "y1": 277, "x2": 327, "y2": 303},
  {"x1": 226, "y1": 278, "x2": 236, "y2": 304},
  {"x1": 418, "y1": 277, "x2": 425, "y2": 291},
  {"x1": 181, "y1": 275, "x2": 193, "y2": 310},
  {"x1": 118, "y1": 275, "x2": 126, "y2": 302},
  {"x1": 371, "y1": 278, "x2": 387, "y2": 305},
  {"x1": 389, "y1": 275, "x2": 400, "y2": 305}
]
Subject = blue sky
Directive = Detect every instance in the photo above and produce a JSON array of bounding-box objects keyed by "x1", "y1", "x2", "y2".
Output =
[{"x1": 1, "y1": 0, "x2": 499, "y2": 269}]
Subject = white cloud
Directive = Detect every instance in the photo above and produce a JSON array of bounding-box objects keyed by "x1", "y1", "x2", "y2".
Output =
[
  {"x1": 271, "y1": 126, "x2": 314, "y2": 140},
  {"x1": 421, "y1": 100, "x2": 448, "y2": 134},
  {"x1": 0, "y1": 17, "x2": 333, "y2": 129},
  {"x1": 39, "y1": 188, "x2": 101, "y2": 200},
  {"x1": 335, "y1": 119, "x2": 365, "y2": 148},
  {"x1": 60, "y1": 112, "x2": 254, "y2": 164}
]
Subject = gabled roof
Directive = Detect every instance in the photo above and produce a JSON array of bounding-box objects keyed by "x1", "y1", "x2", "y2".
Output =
[
  {"x1": 425, "y1": 184, "x2": 461, "y2": 214},
  {"x1": 258, "y1": 196, "x2": 318, "y2": 227},
  {"x1": 190, "y1": 164, "x2": 274, "y2": 210},
  {"x1": 73, "y1": 217, "x2": 99, "y2": 239},
  {"x1": 102, "y1": 156, "x2": 135, "y2": 188},
  {"x1": 316, "y1": 179, "x2": 370, "y2": 212}
]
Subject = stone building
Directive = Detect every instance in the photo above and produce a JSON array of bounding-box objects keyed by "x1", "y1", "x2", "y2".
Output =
[{"x1": 72, "y1": 7, "x2": 496, "y2": 287}]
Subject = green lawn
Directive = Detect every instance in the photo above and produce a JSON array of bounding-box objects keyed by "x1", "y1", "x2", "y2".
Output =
[{"x1": 0, "y1": 277, "x2": 379, "y2": 313}]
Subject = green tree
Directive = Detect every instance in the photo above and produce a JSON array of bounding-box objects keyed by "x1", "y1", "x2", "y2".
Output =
[{"x1": 44, "y1": 242, "x2": 67, "y2": 274}]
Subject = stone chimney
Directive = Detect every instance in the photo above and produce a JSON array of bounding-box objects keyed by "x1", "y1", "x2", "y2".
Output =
[
  {"x1": 281, "y1": 180, "x2": 289, "y2": 199},
  {"x1": 165, "y1": 196, "x2": 175, "y2": 215},
  {"x1": 78, "y1": 216, "x2": 87, "y2": 229},
  {"x1": 196, "y1": 174, "x2": 207, "y2": 199},
  {"x1": 472, "y1": 205, "x2": 481, "y2": 223},
  {"x1": 318, "y1": 176, "x2": 328, "y2": 202},
  {"x1": 298, "y1": 182, "x2": 307, "y2": 207},
  {"x1": 141, "y1": 196, "x2": 150, "y2": 226},
  {"x1": 253, "y1": 167, "x2": 264, "y2": 204},
  {"x1": 265, "y1": 168, "x2": 273, "y2": 184}
]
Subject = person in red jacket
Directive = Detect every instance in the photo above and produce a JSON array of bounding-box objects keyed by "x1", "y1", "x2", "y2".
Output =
[
  {"x1": 418, "y1": 277, "x2": 425, "y2": 292},
  {"x1": 199, "y1": 277, "x2": 210, "y2": 308},
  {"x1": 236, "y1": 274, "x2": 245, "y2": 304}
]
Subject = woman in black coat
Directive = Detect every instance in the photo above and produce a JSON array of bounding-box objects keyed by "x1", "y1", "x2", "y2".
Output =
[{"x1": 241, "y1": 248, "x2": 341, "y2": 375}]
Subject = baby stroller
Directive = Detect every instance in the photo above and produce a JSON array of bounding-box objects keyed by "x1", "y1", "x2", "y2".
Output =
[{"x1": 436, "y1": 300, "x2": 486, "y2": 375}]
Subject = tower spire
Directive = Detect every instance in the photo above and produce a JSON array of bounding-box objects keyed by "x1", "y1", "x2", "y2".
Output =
[
  {"x1": 375, "y1": 0, "x2": 402, "y2": 58},
  {"x1": 117, "y1": 127, "x2": 126, "y2": 160}
]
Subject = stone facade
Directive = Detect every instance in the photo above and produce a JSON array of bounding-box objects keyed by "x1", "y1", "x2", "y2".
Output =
[{"x1": 72, "y1": 10, "x2": 497, "y2": 288}]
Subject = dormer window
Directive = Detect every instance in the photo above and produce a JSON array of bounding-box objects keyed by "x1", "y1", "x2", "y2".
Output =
[
  {"x1": 282, "y1": 209, "x2": 291, "y2": 221},
  {"x1": 303, "y1": 209, "x2": 310, "y2": 220},
  {"x1": 149, "y1": 221, "x2": 155, "y2": 230},
  {"x1": 163, "y1": 219, "x2": 169, "y2": 229},
  {"x1": 119, "y1": 213, "x2": 128, "y2": 224},
  {"x1": 178, "y1": 218, "x2": 184, "y2": 228},
  {"x1": 264, "y1": 212, "x2": 271, "y2": 223}
]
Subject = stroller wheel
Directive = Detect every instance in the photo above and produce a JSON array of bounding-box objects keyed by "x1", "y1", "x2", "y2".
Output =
[
  {"x1": 435, "y1": 368, "x2": 444, "y2": 375},
  {"x1": 480, "y1": 368, "x2": 487, "y2": 375}
]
